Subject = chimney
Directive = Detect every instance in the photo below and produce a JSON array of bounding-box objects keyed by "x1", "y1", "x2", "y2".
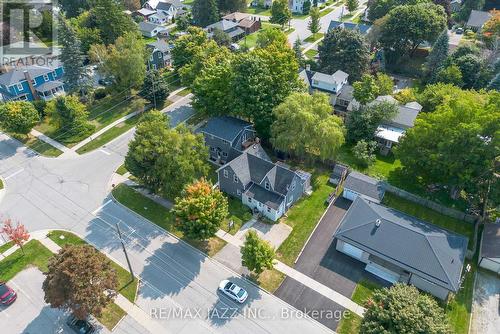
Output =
[{"x1": 24, "y1": 70, "x2": 39, "y2": 100}]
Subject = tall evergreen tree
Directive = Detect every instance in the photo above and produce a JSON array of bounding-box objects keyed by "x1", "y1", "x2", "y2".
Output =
[
  {"x1": 346, "y1": 0, "x2": 359, "y2": 12},
  {"x1": 293, "y1": 38, "x2": 305, "y2": 68},
  {"x1": 308, "y1": 7, "x2": 321, "y2": 34},
  {"x1": 217, "y1": 0, "x2": 246, "y2": 13},
  {"x1": 425, "y1": 29, "x2": 449, "y2": 82},
  {"x1": 59, "y1": 18, "x2": 90, "y2": 94},
  {"x1": 192, "y1": 0, "x2": 219, "y2": 27}
]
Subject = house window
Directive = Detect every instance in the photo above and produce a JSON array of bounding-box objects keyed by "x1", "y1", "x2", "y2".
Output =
[
  {"x1": 43, "y1": 74, "x2": 49, "y2": 81},
  {"x1": 233, "y1": 175, "x2": 238, "y2": 183},
  {"x1": 16, "y1": 83, "x2": 24, "y2": 91},
  {"x1": 258, "y1": 202, "x2": 262, "y2": 207},
  {"x1": 248, "y1": 198, "x2": 252, "y2": 203},
  {"x1": 223, "y1": 170, "x2": 229, "y2": 178},
  {"x1": 210, "y1": 147, "x2": 215, "y2": 152},
  {"x1": 267, "y1": 207, "x2": 271, "y2": 213},
  {"x1": 265, "y1": 181, "x2": 270, "y2": 190},
  {"x1": 222, "y1": 152, "x2": 228, "y2": 157},
  {"x1": 291, "y1": 180, "x2": 296, "y2": 190},
  {"x1": 237, "y1": 189, "x2": 241, "y2": 196}
]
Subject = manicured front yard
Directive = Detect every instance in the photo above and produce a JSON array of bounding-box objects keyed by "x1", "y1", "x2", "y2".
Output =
[
  {"x1": 46, "y1": 230, "x2": 139, "y2": 303},
  {"x1": 277, "y1": 173, "x2": 334, "y2": 266},
  {"x1": 249, "y1": 269, "x2": 286, "y2": 293},
  {"x1": 304, "y1": 33, "x2": 324, "y2": 43},
  {"x1": 382, "y1": 192, "x2": 474, "y2": 249},
  {"x1": 112, "y1": 184, "x2": 227, "y2": 257},
  {"x1": 0, "y1": 240, "x2": 53, "y2": 282},
  {"x1": 222, "y1": 197, "x2": 253, "y2": 235},
  {"x1": 76, "y1": 113, "x2": 143, "y2": 154}
]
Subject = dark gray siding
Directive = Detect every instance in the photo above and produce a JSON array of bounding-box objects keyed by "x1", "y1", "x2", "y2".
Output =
[
  {"x1": 285, "y1": 175, "x2": 304, "y2": 208},
  {"x1": 204, "y1": 134, "x2": 233, "y2": 164},
  {"x1": 218, "y1": 165, "x2": 245, "y2": 198}
]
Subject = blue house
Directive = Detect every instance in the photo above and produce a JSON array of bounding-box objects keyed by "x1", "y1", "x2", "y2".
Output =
[{"x1": 0, "y1": 63, "x2": 65, "y2": 102}]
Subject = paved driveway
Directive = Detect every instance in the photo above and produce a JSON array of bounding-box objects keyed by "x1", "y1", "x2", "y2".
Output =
[
  {"x1": 471, "y1": 270, "x2": 500, "y2": 334},
  {"x1": 275, "y1": 197, "x2": 387, "y2": 330}
]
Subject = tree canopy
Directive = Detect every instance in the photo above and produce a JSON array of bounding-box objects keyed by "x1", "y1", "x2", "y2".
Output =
[
  {"x1": 125, "y1": 111, "x2": 209, "y2": 199},
  {"x1": 346, "y1": 100, "x2": 399, "y2": 142},
  {"x1": 271, "y1": 92, "x2": 346, "y2": 161},
  {"x1": 318, "y1": 28, "x2": 370, "y2": 81},
  {"x1": 397, "y1": 90, "x2": 499, "y2": 200},
  {"x1": 43, "y1": 245, "x2": 118, "y2": 320},
  {"x1": 353, "y1": 73, "x2": 394, "y2": 104},
  {"x1": 45, "y1": 96, "x2": 94, "y2": 138},
  {"x1": 270, "y1": 0, "x2": 292, "y2": 26},
  {"x1": 192, "y1": 0, "x2": 219, "y2": 27},
  {"x1": 360, "y1": 284, "x2": 451, "y2": 334},
  {"x1": 174, "y1": 179, "x2": 229, "y2": 240},
  {"x1": 0, "y1": 101, "x2": 39, "y2": 135},
  {"x1": 241, "y1": 230, "x2": 276, "y2": 275},
  {"x1": 379, "y1": 3, "x2": 447, "y2": 58}
]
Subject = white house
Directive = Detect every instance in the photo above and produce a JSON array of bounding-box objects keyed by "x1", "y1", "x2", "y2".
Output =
[
  {"x1": 310, "y1": 70, "x2": 348, "y2": 94},
  {"x1": 149, "y1": 11, "x2": 169, "y2": 24},
  {"x1": 290, "y1": 0, "x2": 306, "y2": 13}
]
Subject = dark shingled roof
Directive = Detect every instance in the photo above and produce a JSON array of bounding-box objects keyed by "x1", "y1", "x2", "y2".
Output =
[
  {"x1": 344, "y1": 171, "x2": 385, "y2": 202},
  {"x1": 245, "y1": 184, "x2": 284, "y2": 210},
  {"x1": 35, "y1": 80, "x2": 64, "y2": 92},
  {"x1": 200, "y1": 116, "x2": 253, "y2": 143},
  {"x1": 335, "y1": 197, "x2": 468, "y2": 292},
  {"x1": 467, "y1": 10, "x2": 492, "y2": 28},
  {"x1": 480, "y1": 223, "x2": 500, "y2": 258}
]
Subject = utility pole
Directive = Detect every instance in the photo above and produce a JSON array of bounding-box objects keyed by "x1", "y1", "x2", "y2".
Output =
[
  {"x1": 152, "y1": 71, "x2": 157, "y2": 110},
  {"x1": 115, "y1": 221, "x2": 134, "y2": 282}
]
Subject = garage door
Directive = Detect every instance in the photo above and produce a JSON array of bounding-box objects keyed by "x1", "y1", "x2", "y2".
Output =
[
  {"x1": 479, "y1": 258, "x2": 500, "y2": 273},
  {"x1": 339, "y1": 242, "x2": 364, "y2": 260},
  {"x1": 366, "y1": 263, "x2": 400, "y2": 283},
  {"x1": 343, "y1": 189, "x2": 358, "y2": 201}
]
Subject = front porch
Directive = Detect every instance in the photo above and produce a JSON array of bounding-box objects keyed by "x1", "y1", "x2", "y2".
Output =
[{"x1": 35, "y1": 80, "x2": 65, "y2": 101}]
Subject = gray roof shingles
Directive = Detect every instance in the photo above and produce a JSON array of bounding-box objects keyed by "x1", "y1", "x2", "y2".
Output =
[
  {"x1": 467, "y1": 10, "x2": 492, "y2": 28},
  {"x1": 335, "y1": 197, "x2": 468, "y2": 292},
  {"x1": 245, "y1": 184, "x2": 284, "y2": 210},
  {"x1": 200, "y1": 116, "x2": 252, "y2": 143},
  {"x1": 344, "y1": 171, "x2": 385, "y2": 202},
  {"x1": 0, "y1": 66, "x2": 53, "y2": 86}
]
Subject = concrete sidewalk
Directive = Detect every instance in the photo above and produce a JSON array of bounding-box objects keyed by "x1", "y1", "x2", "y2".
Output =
[
  {"x1": 215, "y1": 229, "x2": 366, "y2": 317},
  {"x1": 30, "y1": 129, "x2": 76, "y2": 157}
]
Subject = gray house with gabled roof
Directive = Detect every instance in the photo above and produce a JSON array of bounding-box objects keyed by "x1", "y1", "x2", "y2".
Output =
[
  {"x1": 200, "y1": 116, "x2": 310, "y2": 221},
  {"x1": 343, "y1": 171, "x2": 385, "y2": 203},
  {"x1": 335, "y1": 197, "x2": 468, "y2": 299}
]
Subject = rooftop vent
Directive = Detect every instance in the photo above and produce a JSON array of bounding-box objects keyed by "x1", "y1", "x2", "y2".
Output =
[{"x1": 375, "y1": 219, "x2": 382, "y2": 227}]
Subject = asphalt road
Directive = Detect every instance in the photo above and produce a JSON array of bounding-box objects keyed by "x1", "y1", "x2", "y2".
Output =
[{"x1": 0, "y1": 98, "x2": 333, "y2": 334}]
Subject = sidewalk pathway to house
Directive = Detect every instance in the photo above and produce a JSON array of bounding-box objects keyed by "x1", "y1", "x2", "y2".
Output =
[
  {"x1": 30, "y1": 129, "x2": 76, "y2": 157},
  {"x1": 215, "y1": 229, "x2": 366, "y2": 317},
  {"x1": 1, "y1": 229, "x2": 169, "y2": 334}
]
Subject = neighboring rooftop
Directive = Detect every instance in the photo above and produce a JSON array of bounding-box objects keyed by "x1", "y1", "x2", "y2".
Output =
[
  {"x1": 206, "y1": 19, "x2": 239, "y2": 31},
  {"x1": 0, "y1": 65, "x2": 55, "y2": 86},
  {"x1": 371, "y1": 96, "x2": 421, "y2": 129},
  {"x1": 344, "y1": 171, "x2": 385, "y2": 202},
  {"x1": 466, "y1": 10, "x2": 492, "y2": 28},
  {"x1": 139, "y1": 21, "x2": 164, "y2": 33},
  {"x1": 200, "y1": 116, "x2": 253, "y2": 143},
  {"x1": 480, "y1": 223, "x2": 500, "y2": 259},
  {"x1": 222, "y1": 12, "x2": 251, "y2": 22},
  {"x1": 312, "y1": 70, "x2": 348, "y2": 85},
  {"x1": 335, "y1": 197, "x2": 468, "y2": 292},
  {"x1": 147, "y1": 39, "x2": 170, "y2": 52},
  {"x1": 328, "y1": 20, "x2": 372, "y2": 34}
]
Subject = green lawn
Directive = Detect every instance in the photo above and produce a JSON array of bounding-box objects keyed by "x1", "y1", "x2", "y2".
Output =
[
  {"x1": 76, "y1": 113, "x2": 143, "y2": 154},
  {"x1": 239, "y1": 22, "x2": 293, "y2": 49},
  {"x1": 0, "y1": 241, "x2": 13, "y2": 254},
  {"x1": 0, "y1": 240, "x2": 53, "y2": 282},
  {"x1": 337, "y1": 279, "x2": 382, "y2": 333},
  {"x1": 1, "y1": 132, "x2": 63, "y2": 157},
  {"x1": 46, "y1": 230, "x2": 139, "y2": 303},
  {"x1": 304, "y1": 33, "x2": 324, "y2": 43},
  {"x1": 320, "y1": 7, "x2": 335, "y2": 17},
  {"x1": 249, "y1": 268, "x2": 286, "y2": 293},
  {"x1": 112, "y1": 184, "x2": 227, "y2": 257},
  {"x1": 116, "y1": 164, "x2": 128, "y2": 175},
  {"x1": 96, "y1": 303, "x2": 126, "y2": 331},
  {"x1": 246, "y1": 6, "x2": 272, "y2": 16},
  {"x1": 382, "y1": 193, "x2": 474, "y2": 249},
  {"x1": 305, "y1": 49, "x2": 318, "y2": 59},
  {"x1": 277, "y1": 173, "x2": 334, "y2": 266},
  {"x1": 176, "y1": 88, "x2": 191, "y2": 97},
  {"x1": 222, "y1": 197, "x2": 253, "y2": 235}
]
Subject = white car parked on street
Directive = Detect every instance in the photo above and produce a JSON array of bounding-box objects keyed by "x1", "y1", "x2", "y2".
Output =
[{"x1": 218, "y1": 280, "x2": 248, "y2": 303}]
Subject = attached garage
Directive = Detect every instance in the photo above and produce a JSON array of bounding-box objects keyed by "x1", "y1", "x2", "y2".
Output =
[
  {"x1": 337, "y1": 240, "x2": 365, "y2": 260},
  {"x1": 479, "y1": 223, "x2": 500, "y2": 274},
  {"x1": 342, "y1": 188, "x2": 359, "y2": 202}
]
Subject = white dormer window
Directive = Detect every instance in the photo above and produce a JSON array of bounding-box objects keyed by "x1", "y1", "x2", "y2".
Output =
[
  {"x1": 43, "y1": 74, "x2": 49, "y2": 81},
  {"x1": 223, "y1": 170, "x2": 228, "y2": 178},
  {"x1": 265, "y1": 181, "x2": 270, "y2": 190},
  {"x1": 233, "y1": 175, "x2": 238, "y2": 183}
]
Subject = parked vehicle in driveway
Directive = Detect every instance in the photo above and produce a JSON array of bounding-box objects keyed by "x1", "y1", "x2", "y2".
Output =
[
  {"x1": 67, "y1": 315, "x2": 96, "y2": 334},
  {"x1": 0, "y1": 282, "x2": 17, "y2": 305},
  {"x1": 218, "y1": 280, "x2": 248, "y2": 303}
]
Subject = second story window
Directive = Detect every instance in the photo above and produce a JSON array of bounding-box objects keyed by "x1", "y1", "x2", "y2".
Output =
[
  {"x1": 233, "y1": 175, "x2": 238, "y2": 183},
  {"x1": 223, "y1": 170, "x2": 228, "y2": 178},
  {"x1": 265, "y1": 181, "x2": 270, "y2": 190},
  {"x1": 16, "y1": 83, "x2": 23, "y2": 91},
  {"x1": 43, "y1": 74, "x2": 49, "y2": 81}
]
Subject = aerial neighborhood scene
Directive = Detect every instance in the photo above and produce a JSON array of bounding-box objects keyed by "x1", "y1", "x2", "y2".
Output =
[{"x1": 0, "y1": 0, "x2": 499, "y2": 333}]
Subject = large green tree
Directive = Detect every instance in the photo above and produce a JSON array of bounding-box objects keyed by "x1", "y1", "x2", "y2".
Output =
[
  {"x1": 360, "y1": 284, "x2": 451, "y2": 334},
  {"x1": 0, "y1": 102, "x2": 39, "y2": 135},
  {"x1": 379, "y1": 3, "x2": 447, "y2": 57},
  {"x1": 43, "y1": 245, "x2": 118, "y2": 320},
  {"x1": 271, "y1": 92, "x2": 345, "y2": 161},
  {"x1": 241, "y1": 230, "x2": 275, "y2": 276},
  {"x1": 424, "y1": 29, "x2": 449, "y2": 82},
  {"x1": 367, "y1": 0, "x2": 428, "y2": 21},
  {"x1": 346, "y1": 101, "x2": 399, "y2": 142},
  {"x1": 308, "y1": 7, "x2": 321, "y2": 34},
  {"x1": 59, "y1": 0, "x2": 90, "y2": 18},
  {"x1": 125, "y1": 111, "x2": 209, "y2": 198},
  {"x1": 396, "y1": 90, "x2": 499, "y2": 199},
  {"x1": 353, "y1": 73, "x2": 394, "y2": 104},
  {"x1": 270, "y1": 0, "x2": 292, "y2": 27},
  {"x1": 140, "y1": 71, "x2": 170, "y2": 107},
  {"x1": 416, "y1": 82, "x2": 464, "y2": 112},
  {"x1": 45, "y1": 96, "x2": 94, "y2": 138},
  {"x1": 346, "y1": 0, "x2": 359, "y2": 12},
  {"x1": 90, "y1": 32, "x2": 146, "y2": 92},
  {"x1": 171, "y1": 27, "x2": 211, "y2": 71},
  {"x1": 458, "y1": 0, "x2": 485, "y2": 22},
  {"x1": 217, "y1": 0, "x2": 247, "y2": 13},
  {"x1": 59, "y1": 18, "x2": 90, "y2": 94},
  {"x1": 173, "y1": 179, "x2": 229, "y2": 240},
  {"x1": 192, "y1": 0, "x2": 219, "y2": 27},
  {"x1": 87, "y1": 0, "x2": 137, "y2": 45},
  {"x1": 318, "y1": 28, "x2": 370, "y2": 81}
]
